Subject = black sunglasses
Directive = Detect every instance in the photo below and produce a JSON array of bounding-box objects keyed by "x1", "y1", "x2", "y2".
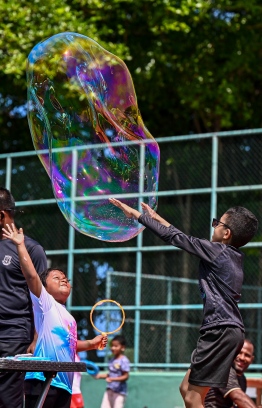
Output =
[{"x1": 212, "y1": 218, "x2": 231, "y2": 230}]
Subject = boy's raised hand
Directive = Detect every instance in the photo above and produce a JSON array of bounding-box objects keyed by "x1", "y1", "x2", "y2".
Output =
[
  {"x1": 141, "y1": 202, "x2": 171, "y2": 227},
  {"x1": 141, "y1": 202, "x2": 157, "y2": 219},
  {"x1": 2, "y1": 223, "x2": 24, "y2": 246},
  {"x1": 109, "y1": 198, "x2": 141, "y2": 219}
]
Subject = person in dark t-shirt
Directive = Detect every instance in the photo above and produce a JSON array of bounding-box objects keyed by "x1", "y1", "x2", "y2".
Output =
[
  {"x1": 205, "y1": 339, "x2": 255, "y2": 408},
  {"x1": 0, "y1": 187, "x2": 47, "y2": 408},
  {"x1": 109, "y1": 198, "x2": 258, "y2": 408}
]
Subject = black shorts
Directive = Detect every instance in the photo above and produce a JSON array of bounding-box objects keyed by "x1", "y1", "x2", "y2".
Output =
[{"x1": 189, "y1": 326, "x2": 244, "y2": 388}]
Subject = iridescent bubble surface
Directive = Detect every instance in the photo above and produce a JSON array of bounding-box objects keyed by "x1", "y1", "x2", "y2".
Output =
[{"x1": 27, "y1": 32, "x2": 160, "y2": 242}]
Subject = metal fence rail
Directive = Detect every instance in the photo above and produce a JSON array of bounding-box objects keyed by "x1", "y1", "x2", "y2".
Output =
[{"x1": 1, "y1": 127, "x2": 262, "y2": 369}]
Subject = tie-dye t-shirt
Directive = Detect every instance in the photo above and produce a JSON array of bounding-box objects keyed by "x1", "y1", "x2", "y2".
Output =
[{"x1": 25, "y1": 286, "x2": 77, "y2": 394}]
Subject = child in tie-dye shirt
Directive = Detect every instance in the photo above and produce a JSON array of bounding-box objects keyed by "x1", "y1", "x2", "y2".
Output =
[{"x1": 2, "y1": 223, "x2": 107, "y2": 408}]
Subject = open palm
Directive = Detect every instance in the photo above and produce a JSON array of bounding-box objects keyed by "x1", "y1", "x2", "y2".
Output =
[
  {"x1": 109, "y1": 198, "x2": 135, "y2": 218},
  {"x1": 141, "y1": 202, "x2": 157, "y2": 219},
  {"x1": 2, "y1": 223, "x2": 24, "y2": 245}
]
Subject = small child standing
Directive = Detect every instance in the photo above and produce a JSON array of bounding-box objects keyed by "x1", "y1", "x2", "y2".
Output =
[{"x1": 96, "y1": 335, "x2": 130, "y2": 408}]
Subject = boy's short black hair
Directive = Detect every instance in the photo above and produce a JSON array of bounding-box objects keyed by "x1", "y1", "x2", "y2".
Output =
[
  {"x1": 224, "y1": 206, "x2": 258, "y2": 248},
  {"x1": 39, "y1": 267, "x2": 66, "y2": 287},
  {"x1": 112, "y1": 335, "x2": 126, "y2": 347}
]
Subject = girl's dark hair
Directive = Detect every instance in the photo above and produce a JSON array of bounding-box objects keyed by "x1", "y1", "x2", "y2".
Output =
[
  {"x1": 39, "y1": 267, "x2": 66, "y2": 287},
  {"x1": 112, "y1": 335, "x2": 126, "y2": 347},
  {"x1": 224, "y1": 206, "x2": 258, "y2": 248}
]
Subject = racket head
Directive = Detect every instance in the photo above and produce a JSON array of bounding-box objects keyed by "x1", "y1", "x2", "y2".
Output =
[{"x1": 90, "y1": 299, "x2": 125, "y2": 335}]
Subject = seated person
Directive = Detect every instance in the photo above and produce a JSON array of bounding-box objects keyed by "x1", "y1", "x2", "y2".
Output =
[{"x1": 204, "y1": 339, "x2": 256, "y2": 408}]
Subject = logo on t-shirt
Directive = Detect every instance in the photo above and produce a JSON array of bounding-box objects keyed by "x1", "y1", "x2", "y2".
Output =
[{"x1": 2, "y1": 255, "x2": 12, "y2": 266}]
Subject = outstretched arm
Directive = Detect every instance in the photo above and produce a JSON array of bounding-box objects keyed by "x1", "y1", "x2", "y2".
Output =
[
  {"x1": 106, "y1": 371, "x2": 129, "y2": 383},
  {"x1": 110, "y1": 199, "x2": 222, "y2": 262},
  {"x1": 95, "y1": 372, "x2": 108, "y2": 379},
  {"x1": 2, "y1": 224, "x2": 42, "y2": 298},
  {"x1": 109, "y1": 199, "x2": 171, "y2": 227},
  {"x1": 96, "y1": 371, "x2": 129, "y2": 382}
]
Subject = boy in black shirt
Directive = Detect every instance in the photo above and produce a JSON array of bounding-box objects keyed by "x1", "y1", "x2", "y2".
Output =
[{"x1": 109, "y1": 198, "x2": 258, "y2": 408}]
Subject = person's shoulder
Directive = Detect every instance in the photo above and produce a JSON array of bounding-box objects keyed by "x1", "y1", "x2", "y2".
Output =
[
  {"x1": 120, "y1": 355, "x2": 131, "y2": 364},
  {"x1": 237, "y1": 372, "x2": 247, "y2": 392},
  {"x1": 238, "y1": 372, "x2": 246, "y2": 382},
  {"x1": 224, "y1": 366, "x2": 242, "y2": 393},
  {"x1": 24, "y1": 235, "x2": 41, "y2": 246},
  {"x1": 112, "y1": 355, "x2": 129, "y2": 364},
  {"x1": 30, "y1": 283, "x2": 46, "y2": 302},
  {"x1": 228, "y1": 365, "x2": 238, "y2": 379},
  {"x1": 207, "y1": 241, "x2": 242, "y2": 252},
  {"x1": 208, "y1": 241, "x2": 226, "y2": 248},
  {"x1": 227, "y1": 244, "x2": 243, "y2": 252},
  {"x1": 226, "y1": 245, "x2": 244, "y2": 259},
  {"x1": 209, "y1": 242, "x2": 240, "y2": 251},
  {"x1": 24, "y1": 235, "x2": 45, "y2": 250},
  {"x1": 213, "y1": 243, "x2": 244, "y2": 257}
]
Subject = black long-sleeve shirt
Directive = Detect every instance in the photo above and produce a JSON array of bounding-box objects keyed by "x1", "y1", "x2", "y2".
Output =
[{"x1": 139, "y1": 215, "x2": 244, "y2": 332}]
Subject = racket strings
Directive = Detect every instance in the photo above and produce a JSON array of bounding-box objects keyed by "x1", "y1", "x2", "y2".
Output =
[{"x1": 90, "y1": 299, "x2": 125, "y2": 335}]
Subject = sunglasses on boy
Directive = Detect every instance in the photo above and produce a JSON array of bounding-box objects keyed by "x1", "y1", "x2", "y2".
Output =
[{"x1": 212, "y1": 218, "x2": 231, "y2": 230}]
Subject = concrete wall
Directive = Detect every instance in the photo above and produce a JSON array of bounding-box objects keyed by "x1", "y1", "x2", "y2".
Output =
[
  {"x1": 80, "y1": 371, "x2": 185, "y2": 408},
  {"x1": 80, "y1": 371, "x2": 262, "y2": 408}
]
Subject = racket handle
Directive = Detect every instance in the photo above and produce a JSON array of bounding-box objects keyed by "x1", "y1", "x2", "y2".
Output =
[{"x1": 98, "y1": 332, "x2": 106, "y2": 350}]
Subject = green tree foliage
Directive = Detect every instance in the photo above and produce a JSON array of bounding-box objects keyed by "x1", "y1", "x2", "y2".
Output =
[{"x1": 1, "y1": 0, "x2": 262, "y2": 153}]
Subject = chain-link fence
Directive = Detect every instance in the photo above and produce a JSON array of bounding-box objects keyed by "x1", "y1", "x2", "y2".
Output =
[{"x1": 1, "y1": 128, "x2": 262, "y2": 369}]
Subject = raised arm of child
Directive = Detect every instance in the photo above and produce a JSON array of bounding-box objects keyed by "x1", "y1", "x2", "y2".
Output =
[
  {"x1": 3, "y1": 224, "x2": 108, "y2": 353},
  {"x1": 2, "y1": 223, "x2": 42, "y2": 297},
  {"x1": 109, "y1": 198, "x2": 171, "y2": 227}
]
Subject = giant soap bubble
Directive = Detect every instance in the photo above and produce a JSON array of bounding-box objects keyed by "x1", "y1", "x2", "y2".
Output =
[{"x1": 27, "y1": 32, "x2": 160, "y2": 242}]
